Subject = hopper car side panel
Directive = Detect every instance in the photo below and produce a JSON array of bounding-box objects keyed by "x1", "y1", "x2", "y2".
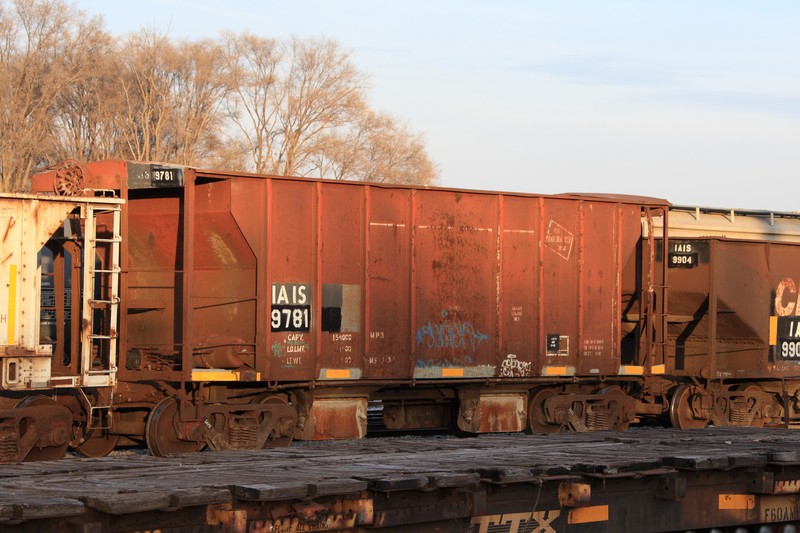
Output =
[
  {"x1": 498, "y1": 196, "x2": 539, "y2": 377},
  {"x1": 122, "y1": 189, "x2": 184, "y2": 381},
  {"x1": 191, "y1": 177, "x2": 259, "y2": 375},
  {"x1": 540, "y1": 199, "x2": 580, "y2": 372},
  {"x1": 364, "y1": 187, "x2": 411, "y2": 379},
  {"x1": 229, "y1": 177, "x2": 270, "y2": 378},
  {"x1": 317, "y1": 182, "x2": 366, "y2": 381},
  {"x1": 412, "y1": 190, "x2": 498, "y2": 379},
  {"x1": 263, "y1": 178, "x2": 317, "y2": 381},
  {"x1": 713, "y1": 241, "x2": 771, "y2": 377},
  {"x1": 663, "y1": 238, "x2": 800, "y2": 379}
]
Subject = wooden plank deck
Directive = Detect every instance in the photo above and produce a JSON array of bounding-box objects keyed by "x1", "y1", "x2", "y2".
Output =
[{"x1": 2, "y1": 427, "x2": 800, "y2": 531}]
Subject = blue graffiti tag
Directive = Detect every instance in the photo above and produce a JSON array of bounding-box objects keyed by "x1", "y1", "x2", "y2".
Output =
[
  {"x1": 415, "y1": 310, "x2": 489, "y2": 352},
  {"x1": 416, "y1": 356, "x2": 475, "y2": 368}
]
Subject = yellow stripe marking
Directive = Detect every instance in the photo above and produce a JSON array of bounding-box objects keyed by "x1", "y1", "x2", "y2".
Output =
[
  {"x1": 191, "y1": 369, "x2": 240, "y2": 381},
  {"x1": 441, "y1": 368, "x2": 464, "y2": 377},
  {"x1": 719, "y1": 494, "x2": 755, "y2": 510},
  {"x1": 770, "y1": 316, "x2": 778, "y2": 345},
  {"x1": 326, "y1": 369, "x2": 351, "y2": 379},
  {"x1": 568, "y1": 505, "x2": 609, "y2": 524},
  {"x1": 618, "y1": 365, "x2": 644, "y2": 376},
  {"x1": 543, "y1": 366, "x2": 567, "y2": 377},
  {"x1": 651, "y1": 364, "x2": 666, "y2": 375},
  {"x1": 7, "y1": 265, "x2": 16, "y2": 345}
]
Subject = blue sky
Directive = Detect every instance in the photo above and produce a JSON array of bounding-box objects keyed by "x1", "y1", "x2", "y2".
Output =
[{"x1": 77, "y1": 1, "x2": 800, "y2": 211}]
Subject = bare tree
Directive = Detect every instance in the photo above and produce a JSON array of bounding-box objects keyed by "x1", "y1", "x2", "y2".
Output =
[
  {"x1": 220, "y1": 32, "x2": 283, "y2": 173},
  {"x1": 117, "y1": 29, "x2": 180, "y2": 163},
  {"x1": 168, "y1": 38, "x2": 231, "y2": 166},
  {"x1": 358, "y1": 113, "x2": 438, "y2": 186},
  {"x1": 278, "y1": 36, "x2": 366, "y2": 176},
  {"x1": 113, "y1": 30, "x2": 229, "y2": 166},
  {"x1": 0, "y1": 0, "x2": 106, "y2": 191},
  {"x1": 310, "y1": 110, "x2": 438, "y2": 186},
  {"x1": 50, "y1": 30, "x2": 121, "y2": 162},
  {"x1": 222, "y1": 34, "x2": 369, "y2": 176}
]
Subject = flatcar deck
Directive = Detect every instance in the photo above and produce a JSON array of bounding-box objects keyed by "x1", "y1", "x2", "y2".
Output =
[{"x1": 3, "y1": 427, "x2": 800, "y2": 532}]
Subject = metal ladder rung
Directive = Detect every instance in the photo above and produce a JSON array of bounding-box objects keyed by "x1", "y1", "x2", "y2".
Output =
[
  {"x1": 89, "y1": 298, "x2": 120, "y2": 305},
  {"x1": 93, "y1": 205, "x2": 122, "y2": 213},
  {"x1": 92, "y1": 268, "x2": 121, "y2": 274},
  {"x1": 94, "y1": 237, "x2": 122, "y2": 243},
  {"x1": 89, "y1": 334, "x2": 114, "y2": 340}
]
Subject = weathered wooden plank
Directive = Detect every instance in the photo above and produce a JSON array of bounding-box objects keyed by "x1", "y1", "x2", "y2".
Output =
[
  {"x1": 12, "y1": 498, "x2": 84, "y2": 519},
  {"x1": 665, "y1": 455, "x2": 731, "y2": 470},
  {"x1": 0, "y1": 503, "x2": 15, "y2": 520},
  {"x1": 308, "y1": 479, "x2": 369, "y2": 497},
  {"x1": 422, "y1": 472, "x2": 480, "y2": 488},
  {"x1": 233, "y1": 482, "x2": 309, "y2": 501},
  {"x1": 768, "y1": 450, "x2": 800, "y2": 463},
  {"x1": 727, "y1": 454, "x2": 768, "y2": 468},
  {"x1": 359, "y1": 475, "x2": 430, "y2": 491},
  {"x1": 475, "y1": 467, "x2": 539, "y2": 483},
  {"x1": 83, "y1": 492, "x2": 172, "y2": 514},
  {"x1": 169, "y1": 487, "x2": 232, "y2": 507}
]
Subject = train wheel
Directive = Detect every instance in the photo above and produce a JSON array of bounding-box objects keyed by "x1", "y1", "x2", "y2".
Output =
[
  {"x1": 527, "y1": 388, "x2": 562, "y2": 434},
  {"x1": 76, "y1": 429, "x2": 120, "y2": 458},
  {"x1": 145, "y1": 398, "x2": 204, "y2": 457},
  {"x1": 252, "y1": 394, "x2": 294, "y2": 448},
  {"x1": 15, "y1": 396, "x2": 71, "y2": 461},
  {"x1": 669, "y1": 385, "x2": 707, "y2": 429}
]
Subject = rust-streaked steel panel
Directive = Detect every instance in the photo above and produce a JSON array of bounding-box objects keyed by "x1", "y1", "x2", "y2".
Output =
[
  {"x1": 365, "y1": 187, "x2": 411, "y2": 379},
  {"x1": 540, "y1": 199, "x2": 581, "y2": 372},
  {"x1": 267, "y1": 180, "x2": 317, "y2": 381},
  {"x1": 498, "y1": 196, "x2": 539, "y2": 379},
  {"x1": 194, "y1": 175, "x2": 648, "y2": 384},
  {"x1": 413, "y1": 191, "x2": 498, "y2": 379},
  {"x1": 28, "y1": 160, "x2": 666, "y2": 389},
  {"x1": 318, "y1": 183, "x2": 365, "y2": 380}
]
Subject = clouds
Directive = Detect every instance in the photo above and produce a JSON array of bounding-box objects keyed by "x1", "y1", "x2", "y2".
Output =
[
  {"x1": 520, "y1": 52, "x2": 800, "y2": 122},
  {"x1": 522, "y1": 55, "x2": 677, "y2": 88}
]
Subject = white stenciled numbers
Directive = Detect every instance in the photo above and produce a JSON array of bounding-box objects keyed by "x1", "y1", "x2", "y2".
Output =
[{"x1": 271, "y1": 308, "x2": 310, "y2": 330}]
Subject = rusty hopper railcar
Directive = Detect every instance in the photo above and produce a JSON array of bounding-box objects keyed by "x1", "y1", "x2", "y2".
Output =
[
  {"x1": 649, "y1": 207, "x2": 800, "y2": 429},
  {"x1": 3, "y1": 159, "x2": 671, "y2": 461}
]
